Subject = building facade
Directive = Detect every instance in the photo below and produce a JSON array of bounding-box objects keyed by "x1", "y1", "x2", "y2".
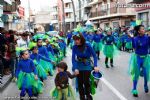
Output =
[
  {"x1": 0, "y1": 0, "x2": 21, "y2": 30},
  {"x1": 128, "y1": 0, "x2": 150, "y2": 28},
  {"x1": 84, "y1": 0, "x2": 136, "y2": 29}
]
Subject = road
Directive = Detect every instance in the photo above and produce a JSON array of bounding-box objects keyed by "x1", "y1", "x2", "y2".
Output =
[{"x1": 1, "y1": 48, "x2": 150, "y2": 100}]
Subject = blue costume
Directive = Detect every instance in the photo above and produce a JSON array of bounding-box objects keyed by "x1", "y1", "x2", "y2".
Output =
[
  {"x1": 72, "y1": 43, "x2": 97, "y2": 71},
  {"x1": 72, "y1": 42, "x2": 97, "y2": 99},
  {"x1": 30, "y1": 53, "x2": 51, "y2": 80},
  {"x1": 102, "y1": 35, "x2": 117, "y2": 67},
  {"x1": 93, "y1": 33, "x2": 104, "y2": 59},
  {"x1": 86, "y1": 33, "x2": 94, "y2": 45},
  {"x1": 38, "y1": 46, "x2": 54, "y2": 75},
  {"x1": 129, "y1": 34, "x2": 150, "y2": 96},
  {"x1": 15, "y1": 59, "x2": 42, "y2": 97}
]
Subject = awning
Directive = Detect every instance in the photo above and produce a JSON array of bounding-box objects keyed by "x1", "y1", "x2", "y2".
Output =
[{"x1": 4, "y1": 0, "x2": 12, "y2": 5}]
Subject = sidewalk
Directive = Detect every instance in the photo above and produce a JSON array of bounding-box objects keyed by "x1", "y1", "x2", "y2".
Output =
[{"x1": 0, "y1": 74, "x2": 12, "y2": 92}]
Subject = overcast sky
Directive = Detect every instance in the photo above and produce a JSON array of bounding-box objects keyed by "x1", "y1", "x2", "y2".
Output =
[{"x1": 20, "y1": 0, "x2": 52, "y2": 17}]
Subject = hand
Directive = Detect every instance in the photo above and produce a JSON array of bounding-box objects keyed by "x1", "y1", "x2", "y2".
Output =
[
  {"x1": 75, "y1": 69, "x2": 79, "y2": 75},
  {"x1": 128, "y1": 34, "x2": 134, "y2": 38},
  {"x1": 34, "y1": 75, "x2": 38, "y2": 80},
  {"x1": 57, "y1": 86, "x2": 61, "y2": 90},
  {"x1": 94, "y1": 67, "x2": 99, "y2": 73}
]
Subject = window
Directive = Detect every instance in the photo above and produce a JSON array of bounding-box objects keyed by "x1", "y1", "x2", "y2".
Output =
[{"x1": 138, "y1": 12, "x2": 149, "y2": 28}]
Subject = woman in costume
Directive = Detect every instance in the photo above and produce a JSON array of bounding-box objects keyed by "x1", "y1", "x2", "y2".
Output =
[
  {"x1": 15, "y1": 50, "x2": 43, "y2": 100},
  {"x1": 72, "y1": 33, "x2": 99, "y2": 100},
  {"x1": 37, "y1": 39, "x2": 54, "y2": 76},
  {"x1": 51, "y1": 62, "x2": 76, "y2": 100},
  {"x1": 129, "y1": 25, "x2": 150, "y2": 97},
  {"x1": 102, "y1": 28, "x2": 117, "y2": 68},
  {"x1": 93, "y1": 30, "x2": 104, "y2": 60}
]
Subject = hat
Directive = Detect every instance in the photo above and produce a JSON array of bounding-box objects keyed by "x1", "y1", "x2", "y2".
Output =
[{"x1": 91, "y1": 70, "x2": 102, "y2": 80}]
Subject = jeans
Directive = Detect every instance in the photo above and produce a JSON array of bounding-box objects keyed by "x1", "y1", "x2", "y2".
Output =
[{"x1": 10, "y1": 58, "x2": 17, "y2": 77}]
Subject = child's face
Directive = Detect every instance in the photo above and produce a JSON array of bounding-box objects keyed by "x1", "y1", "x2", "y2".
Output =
[
  {"x1": 37, "y1": 40, "x2": 42, "y2": 46},
  {"x1": 33, "y1": 48, "x2": 38, "y2": 54},
  {"x1": 22, "y1": 51, "x2": 29, "y2": 59},
  {"x1": 57, "y1": 67, "x2": 64, "y2": 72},
  {"x1": 45, "y1": 39, "x2": 49, "y2": 45},
  {"x1": 138, "y1": 27, "x2": 145, "y2": 35}
]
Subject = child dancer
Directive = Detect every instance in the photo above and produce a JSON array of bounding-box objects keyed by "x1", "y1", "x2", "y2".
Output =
[
  {"x1": 129, "y1": 25, "x2": 150, "y2": 97},
  {"x1": 15, "y1": 50, "x2": 43, "y2": 100},
  {"x1": 51, "y1": 62, "x2": 76, "y2": 100},
  {"x1": 93, "y1": 30, "x2": 104, "y2": 60},
  {"x1": 37, "y1": 39, "x2": 54, "y2": 76},
  {"x1": 102, "y1": 29, "x2": 117, "y2": 68},
  {"x1": 30, "y1": 46, "x2": 52, "y2": 82}
]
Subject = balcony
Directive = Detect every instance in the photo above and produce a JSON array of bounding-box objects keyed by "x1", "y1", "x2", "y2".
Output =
[
  {"x1": 65, "y1": 8, "x2": 73, "y2": 13},
  {"x1": 64, "y1": 0, "x2": 71, "y2": 3}
]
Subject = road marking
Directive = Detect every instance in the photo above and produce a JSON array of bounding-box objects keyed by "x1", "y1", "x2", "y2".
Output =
[{"x1": 101, "y1": 78, "x2": 128, "y2": 100}]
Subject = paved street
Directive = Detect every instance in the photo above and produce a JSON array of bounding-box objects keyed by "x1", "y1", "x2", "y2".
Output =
[{"x1": 1, "y1": 49, "x2": 150, "y2": 100}]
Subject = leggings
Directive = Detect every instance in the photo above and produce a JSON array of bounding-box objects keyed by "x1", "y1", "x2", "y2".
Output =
[
  {"x1": 133, "y1": 56, "x2": 148, "y2": 90},
  {"x1": 105, "y1": 57, "x2": 113, "y2": 65},
  {"x1": 77, "y1": 71, "x2": 92, "y2": 100}
]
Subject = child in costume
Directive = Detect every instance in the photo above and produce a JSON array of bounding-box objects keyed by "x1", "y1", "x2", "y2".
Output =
[
  {"x1": 37, "y1": 39, "x2": 54, "y2": 76},
  {"x1": 93, "y1": 30, "x2": 104, "y2": 60},
  {"x1": 15, "y1": 50, "x2": 43, "y2": 100},
  {"x1": 129, "y1": 25, "x2": 150, "y2": 97},
  {"x1": 30, "y1": 46, "x2": 52, "y2": 82},
  {"x1": 102, "y1": 29, "x2": 117, "y2": 68},
  {"x1": 51, "y1": 62, "x2": 76, "y2": 100}
]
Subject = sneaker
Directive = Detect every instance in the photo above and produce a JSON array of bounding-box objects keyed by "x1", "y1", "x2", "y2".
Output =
[{"x1": 132, "y1": 90, "x2": 138, "y2": 97}]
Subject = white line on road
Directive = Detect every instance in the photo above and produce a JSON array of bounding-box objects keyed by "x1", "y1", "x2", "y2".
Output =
[{"x1": 101, "y1": 78, "x2": 128, "y2": 100}]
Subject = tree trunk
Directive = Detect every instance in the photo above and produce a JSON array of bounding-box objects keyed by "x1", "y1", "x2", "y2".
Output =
[
  {"x1": 71, "y1": 0, "x2": 76, "y2": 28},
  {"x1": 61, "y1": 0, "x2": 66, "y2": 33},
  {"x1": 78, "y1": 0, "x2": 81, "y2": 22}
]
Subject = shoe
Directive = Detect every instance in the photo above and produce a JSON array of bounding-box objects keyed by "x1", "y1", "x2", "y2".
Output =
[
  {"x1": 132, "y1": 90, "x2": 138, "y2": 97},
  {"x1": 86, "y1": 95, "x2": 93, "y2": 100},
  {"x1": 110, "y1": 64, "x2": 114, "y2": 67},
  {"x1": 106, "y1": 65, "x2": 109, "y2": 68},
  {"x1": 144, "y1": 86, "x2": 149, "y2": 93}
]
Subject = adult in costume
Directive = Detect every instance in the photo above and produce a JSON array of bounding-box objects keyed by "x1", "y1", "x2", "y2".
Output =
[
  {"x1": 129, "y1": 25, "x2": 150, "y2": 97},
  {"x1": 72, "y1": 33, "x2": 99, "y2": 100},
  {"x1": 102, "y1": 29, "x2": 117, "y2": 68}
]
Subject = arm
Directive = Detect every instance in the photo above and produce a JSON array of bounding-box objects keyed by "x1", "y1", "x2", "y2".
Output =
[
  {"x1": 39, "y1": 54, "x2": 52, "y2": 62},
  {"x1": 30, "y1": 60, "x2": 37, "y2": 75},
  {"x1": 55, "y1": 74, "x2": 60, "y2": 87},
  {"x1": 72, "y1": 46, "x2": 77, "y2": 71},
  {"x1": 66, "y1": 71, "x2": 76, "y2": 79},
  {"x1": 15, "y1": 62, "x2": 21, "y2": 78}
]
